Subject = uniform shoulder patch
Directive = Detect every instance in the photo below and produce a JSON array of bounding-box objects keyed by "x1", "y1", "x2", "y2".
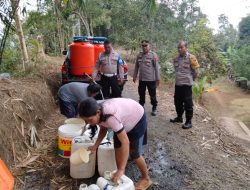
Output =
[{"x1": 189, "y1": 54, "x2": 200, "y2": 69}]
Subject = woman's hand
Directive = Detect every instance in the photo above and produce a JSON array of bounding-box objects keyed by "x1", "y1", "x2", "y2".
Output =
[
  {"x1": 111, "y1": 169, "x2": 124, "y2": 184},
  {"x1": 88, "y1": 145, "x2": 98, "y2": 153},
  {"x1": 88, "y1": 127, "x2": 107, "y2": 153}
]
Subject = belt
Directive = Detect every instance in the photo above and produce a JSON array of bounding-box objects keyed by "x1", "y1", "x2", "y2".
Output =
[{"x1": 103, "y1": 73, "x2": 117, "y2": 77}]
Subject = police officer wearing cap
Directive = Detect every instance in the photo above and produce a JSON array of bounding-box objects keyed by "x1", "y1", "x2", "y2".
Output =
[
  {"x1": 170, "y1": 41, "x2": 200, "y2": 129},
  {"x1": 133, "y1": 40, "x2": 160, "y2": 116},
  {"x1": 93, "y1": 39, "x2": 124, "y2": 98}
]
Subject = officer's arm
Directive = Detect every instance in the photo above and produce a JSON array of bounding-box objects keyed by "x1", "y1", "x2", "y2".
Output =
[
  {"x1": 133, "y1": 55, "x2": 139, "y2": 81},
  {"x1": 190, "y1": 55, "x2": 200, "y2": 79},
  {"x1": 117, "y1": 56, "x2": 124, "y2": 80},
  {"x1": 192, "y1": 68, "x2": 199, "y2": 80},
  {"x1": 154, "y1": 54, "x2": 161, "y2": 81},
  {"x1": 93, "y1": 54, "x2": 101, "y2": 79}
]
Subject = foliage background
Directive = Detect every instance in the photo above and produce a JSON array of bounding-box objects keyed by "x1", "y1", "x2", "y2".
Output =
[{"x1": 0, "y1": 0, "x2": 250, "y2": 81}]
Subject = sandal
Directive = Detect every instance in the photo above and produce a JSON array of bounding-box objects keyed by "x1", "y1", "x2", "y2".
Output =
[{"x1": 135, "y1": 179, "x2": 153, "y2": 190}]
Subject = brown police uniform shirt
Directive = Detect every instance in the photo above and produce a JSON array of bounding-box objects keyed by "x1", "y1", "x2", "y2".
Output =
[
  {"x1": 133, "y1": 51, "x2": 160, "y2": 81},
  {"x1": 94, "y1": 50, "x2": 124, "y2": 79},
  {"x1": 173, "y1": 52, "x2": 199, "y2": 86}
]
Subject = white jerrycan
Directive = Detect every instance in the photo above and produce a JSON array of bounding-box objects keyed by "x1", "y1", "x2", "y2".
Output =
[
  {"x1": 79, "y1": 184, "x2": 100, "y2": 190},
  {"x1": 97, "y1": 171, "x2": 135, "y2": 190},
  {"x1": 70, "y1": 135, "x2": 96, "y2": 179},
  {"x1": 98, "y1": 141, "x2": 117, "y2": 177}
]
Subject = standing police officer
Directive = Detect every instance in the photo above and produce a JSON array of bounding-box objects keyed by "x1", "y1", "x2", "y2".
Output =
[
  {"x1": 170, "y1": 41, "x2": 200, "y2": 129},
  {"x1": 133, "y1": 40, "x2": 160, "y2": 116},
  {"x1": 93, "y1": 40, "x2": 124, "y2": 98}
]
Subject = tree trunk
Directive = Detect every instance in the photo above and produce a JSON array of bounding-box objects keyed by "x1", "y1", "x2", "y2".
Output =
[
  {"x1": 54, "y1": 0, "x2": 65, "y2": 55},
  {"x1": 80, "y1": 16, "x2": 91, "y2": 36},
  {"x1": 90, "y1": 18, "x2": 94, "y2": 36},
  {"x1": 57, "y1": 18, "x2": 64, "y2": 54},
  {"x1": 14, "y1": 7, "x2": 29, "y2": 71},
  {"x1": 72, "y1": 25, "x2": 75, "y2": 37},
  {"x1": 73, "y1": 11, "x2": 91, "y2": 36},
  {"x1": 37, "y1": 35, "x2": 45, "y2": 60}
]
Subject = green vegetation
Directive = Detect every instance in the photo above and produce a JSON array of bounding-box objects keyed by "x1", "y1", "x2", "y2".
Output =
[
  {"x1": 192, "y1": 76, "x2": 207, "y2": 100},
  {"x1": 227, "y1": 46, "x2": 250, "y2": 80},
  {"x1": 215, "y1": 14, "x2": 250, "y2": 81},
  {"x1": 0, "y1": 0, "x2": 249, "y2": 83}
]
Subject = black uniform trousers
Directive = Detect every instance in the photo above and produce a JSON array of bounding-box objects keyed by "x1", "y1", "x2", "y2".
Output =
[
  {"x1": 174, "y1": 85, "x2": 193, "y2": 121},
  {"x1": 138, "y1": 81, "x2": 158, "y2": 110},
  {"x1": 101, "y1": 75, "x2": 121, "y2": 98}
]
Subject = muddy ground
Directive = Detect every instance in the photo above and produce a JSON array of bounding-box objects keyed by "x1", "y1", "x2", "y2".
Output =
[{"x1": 0, "y1": 59, "x2": 250, "y2": 190}]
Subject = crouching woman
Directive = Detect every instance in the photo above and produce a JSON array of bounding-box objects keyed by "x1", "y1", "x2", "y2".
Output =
[{"x1": 78, "y1": 97, "x2": 152, "y2": 190}]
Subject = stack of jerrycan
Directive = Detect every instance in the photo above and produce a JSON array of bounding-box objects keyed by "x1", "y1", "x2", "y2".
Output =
[
  {"x1": 78, "y1": 171, "x2": 134, "y2": 190},
  {"x1": 70, "y1": 127, "x2": 116, "y2": 179},
  {"x1": 71, "y1": 128, "x2": 135, "y2": 189}
]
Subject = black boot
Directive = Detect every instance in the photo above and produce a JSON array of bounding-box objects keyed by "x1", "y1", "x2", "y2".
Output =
[
  {"x1": 170, "y1": 117, "x2": 183, "y2": 123},
  {"x1": 151, "y1": 108, "x2": 157, "y2": 116},
  {"x1": 182, "y1": 120, "x2": 192, "y2": 129}
]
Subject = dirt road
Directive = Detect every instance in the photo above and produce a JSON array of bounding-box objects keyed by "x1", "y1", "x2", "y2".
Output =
[
  {"x1": 1, "y1": 59, "x2": 249, "y2": 189},
  {"x1": 122, "y1": 76, "x2": 250, "y2": 190}
]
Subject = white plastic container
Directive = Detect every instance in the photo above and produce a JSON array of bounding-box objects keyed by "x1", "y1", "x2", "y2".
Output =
[
  {"x1": 98, "y1": 142, "x2": 117, "y2": 177},
  {"x1": 79, "y1": 184, "x2": 88, "y2": 190},
  {"x1": 70, "y1": 136, "x2": 96, "y2": 178},
  {"x1": 97, "y1": 171, "x2": 135, "y2": 190},
  {"x1": 58, "y1": 124, "x2": 83, "y2": 158},
  {"x1": 79, "y1": 184, "x2": 100, "y2": 190},
  {"x1": 88, "y1": 184, "x2": 101, "y2": 190},
  {"x1": 65, "y1": 118, "x2": 85, "y2": 125},
  {"x1": 70, "y1": 148, "x2": 91, "y2": 165}
]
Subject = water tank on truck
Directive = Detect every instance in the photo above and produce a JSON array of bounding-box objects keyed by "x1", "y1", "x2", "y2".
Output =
[
  {"x1": 89, "y1": 37, "x2": 107, "y2": 63},
  {"x1": 69, "y1": 36, "x2": 95, "y2": 76}
]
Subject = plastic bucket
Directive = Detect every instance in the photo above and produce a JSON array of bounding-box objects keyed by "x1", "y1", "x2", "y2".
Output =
[
  {"x1": 58, "y1": 124, "x2": 83, "y2": 158},
  {"x1": 65, "y1": 118, "x2": 85, "y2": 125},
  {"x1": 70, "y1": 148, "x2": 90, "y2": 165}
]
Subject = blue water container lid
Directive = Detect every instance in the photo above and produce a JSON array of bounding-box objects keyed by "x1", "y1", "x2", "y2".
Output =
[
  {"x1": 89, "y1": 37, "x2": 107, "y2": 44},
  {"x1": 73, "y1": 36, "x2": 88, "y2": 42}
]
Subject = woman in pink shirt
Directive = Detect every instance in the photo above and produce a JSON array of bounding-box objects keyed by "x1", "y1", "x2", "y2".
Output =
[{"x1": 78, "y1": 97, "x2": 152, "y2": 190}]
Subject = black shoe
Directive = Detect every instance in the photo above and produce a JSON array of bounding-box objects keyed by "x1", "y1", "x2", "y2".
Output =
[
  {"x1": 170, "y1": 117, "x2": 183, "y2": 123},
  {"x1": 182, "y1": 121, "x2": 192, "y2": 129},
  {"x1": 151, "y1": 109, "x2": 157, "y2": 116}
]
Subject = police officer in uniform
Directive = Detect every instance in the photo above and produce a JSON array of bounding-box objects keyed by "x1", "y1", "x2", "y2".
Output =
[
  {"x1": 93, "y1": 40, "x2": 124, "y2": 98},
  {"x1": 170, "y1": 41, "x2": 200, "y2": 129},
  {"x1": 133, "y1": 40, "x2": 160, "y2": 116}
]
